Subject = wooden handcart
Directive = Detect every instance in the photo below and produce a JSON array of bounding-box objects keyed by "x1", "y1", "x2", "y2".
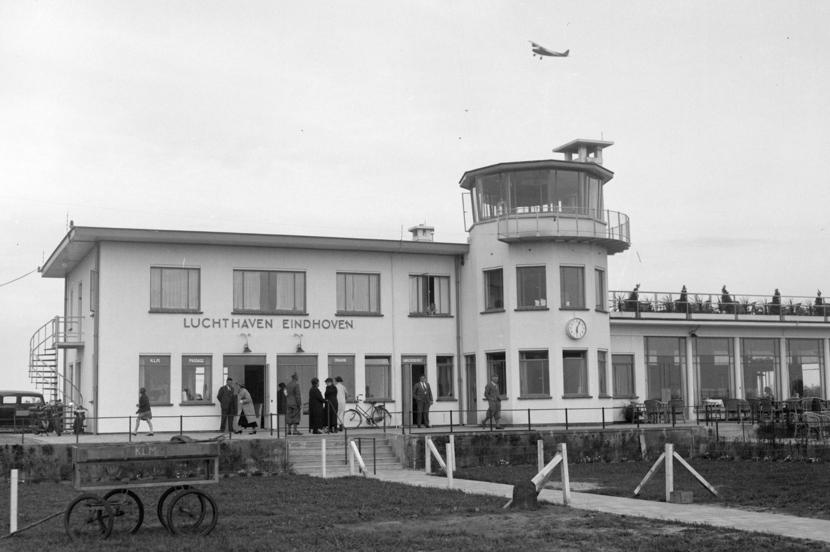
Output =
[{"x1": 65, "y1": 440, "x2": 220, "y2": 540}]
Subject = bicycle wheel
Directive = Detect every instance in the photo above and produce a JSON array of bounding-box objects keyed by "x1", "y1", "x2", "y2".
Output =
[
  {"x1": 345, "y1": 409, "x2": 363, "y2": 428},
  {"x1": 157, "y1": 485, "x2": 191, "y2": 530},
  {"x1": 373, "y1": 406, "x2": 392, "y2": 426},
  {"x1": 103, "y1": 488, "x2": 144, "y2": 534},
  {"x1": 64, "y1": 493, "x2": 114, "y2": 541},
  {"x1": 165, "y1": 488, "x2": 218, "y2": 536}
]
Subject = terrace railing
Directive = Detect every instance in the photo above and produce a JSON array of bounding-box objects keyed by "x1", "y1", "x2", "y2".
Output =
[
  {"x1": 609, "y1": 289, "x2": 830, "y2": 321},
  {"x1": 496, "y1": 207, "x2": 630, "y2": 253}
]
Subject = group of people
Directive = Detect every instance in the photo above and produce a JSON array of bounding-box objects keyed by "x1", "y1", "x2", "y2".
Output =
[
  {"x1": 217, "y1": 377, "x2": 259, "y2": 434},
  {"x1": 279, "y1": 373, "x2": 348, "y2": 435}
]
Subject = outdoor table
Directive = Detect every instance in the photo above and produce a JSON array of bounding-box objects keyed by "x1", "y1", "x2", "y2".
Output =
[{"x1": 704, "y1": 399, "x2": 724, "y2": 422}]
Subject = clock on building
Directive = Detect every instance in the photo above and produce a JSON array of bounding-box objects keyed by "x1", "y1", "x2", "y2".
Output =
[{"x1": 566, "y1": 318, "x2": 587, "y2": 339}]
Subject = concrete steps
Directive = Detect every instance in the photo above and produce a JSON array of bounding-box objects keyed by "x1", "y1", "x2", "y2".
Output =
[{"x1": 287, "y1": 434, "x2": 401, "y2": 476}]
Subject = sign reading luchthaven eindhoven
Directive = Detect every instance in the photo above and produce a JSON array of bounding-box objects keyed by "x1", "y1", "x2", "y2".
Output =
[{"x1": 182, "y1": 317, "x2": 354, "y2": 330}]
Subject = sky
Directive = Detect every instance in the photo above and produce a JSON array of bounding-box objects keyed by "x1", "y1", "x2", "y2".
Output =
[{"x1": 2, "y1": 1, "x2": 830, "y2": 391}]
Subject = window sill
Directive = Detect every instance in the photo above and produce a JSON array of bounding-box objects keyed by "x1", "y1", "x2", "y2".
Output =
[
  {"x1": 364, "y1": 398, "x2": 393, "y2": 403},
  {"x1": 480, "y1": 309, "x2": 505, "y2": 315},
  {"x1": 518, "y1": 395, "x2": 551, "y2": 400},
  {"x1": 408, "y1": 313, "x2": 453, "y2": 318},
  {"x1": 232, "y1": 310, "x2": 308, "y2": 316},
  {"x1": 559, "y1": 307, "x2": 589, "y2": 311},
  {"x1": 613, "y1": 395, "x2": 639, "y2": 400},
  {"x1": 598, "y1": 394, "x2": 613, "y2": 399},
  {"x1": 561, "y1": 395, "x2": 592, "y2": 399},
  {"x1": 336, "y1": 312, "x2": 383, "y2": 317},
  {"x1": 515, "y1": 307, "x2": 549, "y2": 312},
  {"x1": 149, "y1": 310, "x2": 202, "y2": 314},
  {"x1": 180, "y1": 402, "x2": 216, "y2": 406},
  {"x1": 147, "y1": 403, "x2": 174, "y2": 407},
  {"x1": 595, "y1": 309, "x2": 609, "y2": 314},
  {"x1": 437, "y1": 397, "x2": 457, "y2": 402}
]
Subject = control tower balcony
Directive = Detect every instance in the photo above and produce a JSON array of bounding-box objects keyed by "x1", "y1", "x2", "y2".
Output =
[{"x1": 459, "y1": 139, "x2": 631, "y2": 255}]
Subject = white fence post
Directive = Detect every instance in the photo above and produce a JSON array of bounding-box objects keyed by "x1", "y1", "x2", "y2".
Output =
[
  {"x1": 559, "y1": 443, "x2": 571, "y2": 506},
  {"x1": 349, "y1": 442, "x2": 355, "y2": 476},
  {"x1": 425, "y1": 436, "x2": 431, "y2": 474},
  {"x1": 321, "y1": 439, "x2": 326, "y2": 478},
  {"x1": 449, "y1": 435, "x2": 456, "y2": 473},
  {"x1": 665, "y1": 443, "x2": 674, "y2": 502},
  {"x1": 10, "y1": 469, "x2": 18, "y2": 533},
  {"x1": 537, "y1": 440, "x2": 544, "y2": 473}
]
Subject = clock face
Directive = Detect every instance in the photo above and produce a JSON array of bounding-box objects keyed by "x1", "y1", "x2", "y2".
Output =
[{"x1": 566, "y1": 318, "x2": 587, "y2": 339}]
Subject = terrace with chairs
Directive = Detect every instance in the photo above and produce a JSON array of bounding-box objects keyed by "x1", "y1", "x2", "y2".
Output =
[{"x1": 609, "y1": 288, "x2": 830, "y2": 322}]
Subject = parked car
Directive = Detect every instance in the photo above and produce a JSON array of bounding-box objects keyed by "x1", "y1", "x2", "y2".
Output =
[{"x1": 0, "y1": 390, "x2": 45, "y2": 430}]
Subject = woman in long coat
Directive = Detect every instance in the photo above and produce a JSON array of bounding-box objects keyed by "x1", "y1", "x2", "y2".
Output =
[
  {"x1": 324, "y1": 378, "x2": 339, "y2": 433},
  {"x1": 308, "y1": 378, "x2": 326, "y2": 434},
  {"x1": 237, "y1": 383, "x2": 258, "y2": 435}
]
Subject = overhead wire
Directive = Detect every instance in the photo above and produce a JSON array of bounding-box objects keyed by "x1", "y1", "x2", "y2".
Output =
[{"x1": 0, "y1": 268, "x2": 37, "y2": 288}]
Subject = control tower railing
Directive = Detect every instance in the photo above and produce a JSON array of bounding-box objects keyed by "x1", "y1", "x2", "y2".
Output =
[{"x1": 496, "y1": 207, "x2": 630, "y2": 254}]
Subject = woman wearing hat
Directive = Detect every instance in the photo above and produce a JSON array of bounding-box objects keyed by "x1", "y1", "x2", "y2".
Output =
[
  {"x1": 335, "y1": 376, "x2": 348, "y2": 431},
  {"x1": 237, "y1": 382, "x2": 258, "y2": 435},
  {"x1": 308, "y1": 378, "x2": 325, "y2": 434},
  {"x1": 324, "y1": 378, "x2": 339, "y2": 433}
]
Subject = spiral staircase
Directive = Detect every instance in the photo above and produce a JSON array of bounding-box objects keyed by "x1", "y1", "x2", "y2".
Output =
[{"x1": 29, "y1": 316, "x2": 85, "y2": 425}]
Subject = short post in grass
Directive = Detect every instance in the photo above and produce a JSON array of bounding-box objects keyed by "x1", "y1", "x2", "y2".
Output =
[
  {"x1": 447, "y1": 442, "x2": 453, "y2": 488},
  {"x1": 321, "y1": 439, "x2": 326, "y2": 478},
  {"x1": 449, "y1": 435, "x2": 456, "y2": 473},
  {"x1": 537, "y1": 440, "x2": 544, "y2": 472},
  {"x1": 665, "y1": 443, "x2": 674, "y2": 503},
  {"x1": 10, "y1": 469, "x2": 18, "y2": 533}
]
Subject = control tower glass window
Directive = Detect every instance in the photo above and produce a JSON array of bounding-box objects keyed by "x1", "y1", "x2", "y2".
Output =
[
  {"x1": 517, "y1": 266, "x2": 546, "y2": 308},
  {"x1": 511, "y1": 171, "x2": 550, "y2": 213},
  {"x1": 484, "y1": 269, "x2": 504, "y2": 311},
  {"x1": 409, "y1": 275, "x2": 450, "y2": 315},
  {"x1": 560, "y1": 266, "x2": 585, "y2": 309},
  {"x1": 477, "y1": 174, "x2": 504, "y2": 220}
]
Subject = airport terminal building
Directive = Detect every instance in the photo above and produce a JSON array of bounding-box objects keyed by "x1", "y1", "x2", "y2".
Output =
[{"x1": 31, "y1": 139, "x2": 830, "y2": 433}]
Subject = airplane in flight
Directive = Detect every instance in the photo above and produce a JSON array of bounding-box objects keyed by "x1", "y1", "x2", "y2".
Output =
[{"x1": 528, "y1": 40, "x2": 569, "y2": 59}]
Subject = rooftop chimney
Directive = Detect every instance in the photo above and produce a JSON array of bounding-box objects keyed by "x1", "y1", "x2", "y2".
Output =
[{"x1": 408, "y1": 224, "x2": 435, "y2": 242}]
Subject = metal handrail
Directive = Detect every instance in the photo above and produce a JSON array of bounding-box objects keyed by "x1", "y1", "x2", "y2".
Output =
[
  {"x1": 28, "y1": 316, "x2": 85, "y2": 407},
  {"x1": 496, "y1": 207, "x2": 630, "y2": 245}
]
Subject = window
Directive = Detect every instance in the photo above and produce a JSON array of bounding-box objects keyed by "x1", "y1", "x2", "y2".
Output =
[
  {"x1": 139, "y1": 355, "x2": 171, "y2": 405},
  {"x1": 409, "y1": 275, "x2": 450, "y2": 315},
  {"x1": 646, "y1": 337, "x2": 685, "y2": 401},
  {"x1": 181, "y1": 355, "x2": 212, "y2": 403},
  {"x1": 598, "y1": 350, "x2": 609, "y2": 397},
  {"x1": 563, "y1": 350, "x2": 588, "y2": 396},
  {"x1": 742, "y1": 339, "x2": 779, "y2": 399},
  {"x1": 612, "y1": 354, "x2": 635, "y2": 397},
  {"x1": 519, "y1": 350, "x2": 550, "y2": 396},
  {"x1": 484, "y1": 269, "x2": 504, "y2": 311},
  {"x1": 560, "y1": 266, "x2": 585, "y2": 309},
  {"x1": 365, "y1": 356, "x2": 391, "y2": 400},
  {"x1": 233, "y1": 270, "x2": 305, "y2": 313},
  {"x1": 328, "y1": 355, "x2": 355, "y2": 401},
  {"x1": 150, "y1": 267, "x2": 200, "y2": 312},
  {"x1": 517, "y1": 266, "x2": 546, "y2": 308},
  {"x1": 277, "y1": 355, "x2": 317, "y2": 392},
  {"x1": 788, "y1": 339, "x2": 824, "y2": 398},
  {"x1": 337, "y1": 273, "x2": 380, "y2": 315},
  {"x1": 695, "y1": 338, "x2": 732, "y2": 402},
  {"x1": 437, "y1": 356, "x2": 454, "y2": 399},
  {"x1": 486, "y1": 352, "x2": 506, "y2": 397},
  {"x1": 594, "y1": 269, "x2": 606, "y2": 311}
]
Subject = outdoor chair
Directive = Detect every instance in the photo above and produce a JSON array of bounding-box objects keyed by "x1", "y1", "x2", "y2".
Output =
[
  {"x1": 759, "y1": 398, "x2": 776, "y2": 422},
  {"x1": 795, "y1": 412, "x2": 829, "y2": 440},
  {"x1": 644, "y1": 399, "x2": 665, "y2": 424},
  {"x1": 667, "y1": 399, "x2": 686, "y2": 423},
  {"x1": 724, "y1": 398, "x2": 740, "y2": 421}
]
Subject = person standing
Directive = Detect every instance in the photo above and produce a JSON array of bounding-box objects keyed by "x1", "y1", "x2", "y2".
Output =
[
  {"x1": 412, "y1": 374, "x2": 433, "y2": 428},
  {"x1": 324, "y1": 378, "x2": 339, "y2": 433},
  {"x1": 277, "y1": 382, "x2": 287, "y2": 416},
  {"x1": 308, "y1": 378, "x2": 326, "y2": 434},
  {"x1": 217, "y1": 377, "x2": 237, "y2": 433},
  {"x1": 334, "y1": 376, "x2": 348, "y2": 431},
  {"x1": 132, "y1": 387, "x2": 154, "y2": 436},
  {"x1": 237, "y1": 382, "x2": 257, "y2": 435},
  {"x1": 481, "y1": 374, "x2": 503, "y2": 429},
  {"x1": 285, "y1": 373, "x2": 303, "y2": 435}
]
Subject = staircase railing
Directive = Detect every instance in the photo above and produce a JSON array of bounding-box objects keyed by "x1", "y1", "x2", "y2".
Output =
[{"x1": 28, "y1": 317, "x2": 85, "y2": 408}]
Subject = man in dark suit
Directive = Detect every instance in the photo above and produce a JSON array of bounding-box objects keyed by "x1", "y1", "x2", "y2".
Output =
[
  {"x1": 285, "y1": 373, "x2": 303, "y2": 435},
  {"x1": 481, "y1": 374, "x2": 503, "y2": 429},
  {"x1": 217, "y1": 377, "x2": 237, "y2": 432},
  {"x1": 412, "y1": 375, "x2": 434, "y2": 428}
]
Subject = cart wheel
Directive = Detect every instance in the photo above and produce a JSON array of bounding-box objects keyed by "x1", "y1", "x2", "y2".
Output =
[
  {"x1": 157, "y1": 485, "x2": 191, "y2": 530},
  {"x1": 165, "y1": 488, "x2": 218, "y2": 536},
  {"x1": 103, "y1": 488, "x2": 144, "y2": 534},
  {"x1": 64, "y1": 493, "x2": 114, "y2": 541}
]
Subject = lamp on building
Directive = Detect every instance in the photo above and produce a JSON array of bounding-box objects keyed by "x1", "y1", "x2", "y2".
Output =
[
  {"x1": 293, "y1": 333, "x2": 305, "y2": 353},
  {"x1": 239, "y1": 333, "x2": 252, "y2": 354},
  {"x1": 689, "y1": 326, "x2": 700, "y2": 338}
]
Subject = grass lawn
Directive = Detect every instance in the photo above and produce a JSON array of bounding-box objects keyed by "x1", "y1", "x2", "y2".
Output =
[
  {"x1": 454, "y1": 458, "x2": 830, "y2": 520},
  {"x1": 2, "y1": 474, "x2": 829, "y2": 551}
]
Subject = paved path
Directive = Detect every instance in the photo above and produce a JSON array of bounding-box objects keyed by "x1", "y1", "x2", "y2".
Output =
[{"x1": 372, "y1": 469, "x2": 830, "y2": 544}]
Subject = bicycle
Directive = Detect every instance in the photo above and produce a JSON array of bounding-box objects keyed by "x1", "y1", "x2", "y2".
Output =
[{"x1": 344, "y1": 395, "x2": 392, "y2": 428}]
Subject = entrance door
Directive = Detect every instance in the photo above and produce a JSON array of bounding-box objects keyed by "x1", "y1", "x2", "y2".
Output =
[
  {"x1": 401, "y1": 355, "x2": 426, "y2": 426},
  {"x1": 465, "y1": 355, "x2": 477, "y2": 425},
  {"x1": 244, "y1": 365, "x2": 266, "y2": 427}
]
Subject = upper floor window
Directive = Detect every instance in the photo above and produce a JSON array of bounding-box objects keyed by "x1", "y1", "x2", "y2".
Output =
[
  {"x1": 517, "y1": 266, "x2": 546, "y2": 309},
  {"x1": 150, "y1": 267, "x2": 200, "y2": 312},
  {"x1": 233, "y1": 270, "x2": 306, "y2": 314},
  {"x1": 409, "y1": 275, "x2": 450, "y2": 315},
  {"x1": 594, "y1": 268, "x2": 606, "y2": 311},
  {"x1": 337, "y1": 273, "x2": 380, "y2": 315},
  {"x1": 560, "y1": 266, "x2": 585, "y2": 309},
  {"x1": 484, "y1": 269, "x2": 504, "y2": 311}
]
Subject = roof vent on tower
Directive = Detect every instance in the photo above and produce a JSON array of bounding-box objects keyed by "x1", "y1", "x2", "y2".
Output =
[
  {"x1": 408, "y1": 224, "x2": 435, "y2": 242},
  {"x1": 553, "y1": 138, "x2": 614, "y2": 165}
]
